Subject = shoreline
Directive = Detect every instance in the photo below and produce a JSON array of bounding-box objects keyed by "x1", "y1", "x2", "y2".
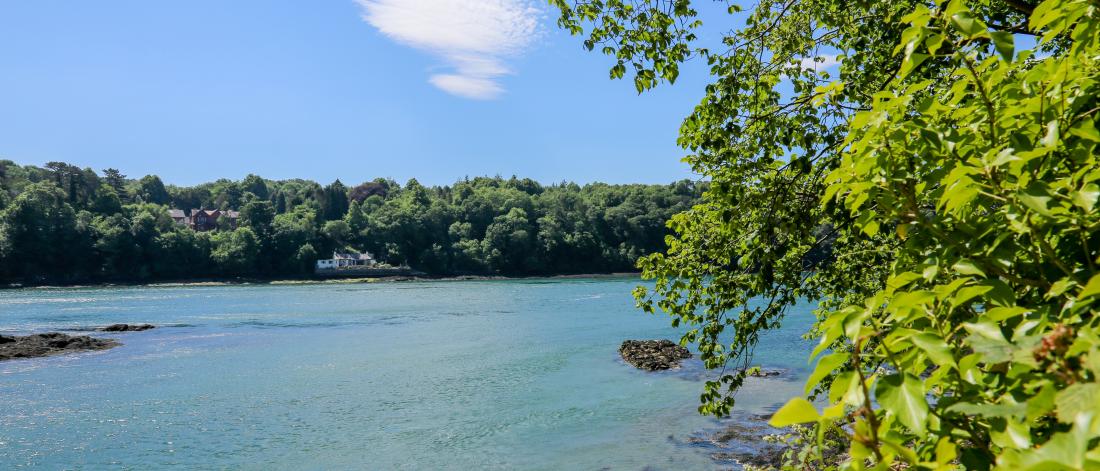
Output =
[{"x1": 1, "y1": 272, "x2": 644, "y2": 290}]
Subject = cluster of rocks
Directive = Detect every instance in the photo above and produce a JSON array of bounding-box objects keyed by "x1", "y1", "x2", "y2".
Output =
[
  {"x1": 745, "y1": 367, "x2": 784, "y2": 378},
  {"x1": 0, "y1": 333, "x2": 119, "y2": 361},
  {"x1": 619, "y1": 339, "x2": 692, "y2": 370},
  {"x1": 98, "y1": 323, "x2": 156, "y2": 332},
  {"x1": 0, "y1": 324, "x2": 156, "y2": 362}
]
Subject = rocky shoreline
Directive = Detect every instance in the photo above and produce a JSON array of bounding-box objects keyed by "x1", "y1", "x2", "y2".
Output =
[{"x1": 0, "y1": 324, "x2": 155, "y2": 361}]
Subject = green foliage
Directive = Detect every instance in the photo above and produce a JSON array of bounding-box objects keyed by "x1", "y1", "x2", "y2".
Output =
[
  {"x1": 557, "y1": 0, "x2": 1100, "y2": 468},
  {"x1": 0, "y1": 165, "x2": 701, "y2": 283}
]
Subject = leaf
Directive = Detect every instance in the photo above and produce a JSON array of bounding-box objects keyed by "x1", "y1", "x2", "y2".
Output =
[
  {"x1": 1073, "y1": 183, "x2": 1099, "y2": 212},
  {"x1": 952, "y1": 285, "x2": 993, "y2": 306},
  {"x1": 910, "y1": 332, "x2": 955, "y2": 366},
  {"x1": 1001, "y1": 413, "x2": 1093, "y2": 470},
  {"x1": 769, "y1": 398, "x2": 820, "y2": 427},
  {"x1": 990, "y1": 31, "x2": 1014, "y2": 61},
  {"x1": 952, "y1": 259, "x2": 986, "y2": 277},
  {"x1": 1055, "y1": 383, "x2": 1100, "y2": 423},
  {"x1": 875, "y1": 373, "x2": 928, "y2": 434},
  {"x1": 1018, "y1": 182, "x2": 1054, "y2": 216},
  {"x1": 985, "y1": 306, "x2": 1030, "y2": 321},
  {"x1": 1079, "y1": 274, "x2": 1100, "y2": 300},
  {"x1": 950, "y1": 12, "x2": 988, "y2": 39},
  {"x1": 805, "y1": 352, "x2": 848, "y2": 395},
  {"x1": 1069, "y1": 119, "x2": 1100, "y2": 143}
]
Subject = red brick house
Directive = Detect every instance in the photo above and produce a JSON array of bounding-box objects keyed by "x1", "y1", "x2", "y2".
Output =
[{"x1": 169, "y1": 209, "x2": 240, "y2": 232}]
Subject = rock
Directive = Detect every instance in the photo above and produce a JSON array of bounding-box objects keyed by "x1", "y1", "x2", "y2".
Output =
[
  {"x1": 701, "y1": 413, "x2": 787, "y2": 469},
  {"x1": 97, "y1": 323, "x2": 155, "y2": 332},
  {"x1": 0, "y1": 332, "x2": 119, "y2": 361},
  {"x1": 744, "y1": 367, "x2": 784, "y2": 378},
  {"x1": 619, "y1": 339, "x2": 692, "y2": 371}
]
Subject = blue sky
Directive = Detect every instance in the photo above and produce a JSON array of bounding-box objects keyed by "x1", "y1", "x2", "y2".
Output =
[{"x1": 0, "y1": 0, "x2": 729, "y2": 187}]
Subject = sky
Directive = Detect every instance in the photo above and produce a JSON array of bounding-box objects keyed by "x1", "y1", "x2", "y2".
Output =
[{"x1": 0, "y1": 0, "x2": 732, "y2": 187}]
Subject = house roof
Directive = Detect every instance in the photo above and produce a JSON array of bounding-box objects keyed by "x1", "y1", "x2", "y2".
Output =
[
  {"x1": 168, "y1": 209, "x2": 186, "y2": 218},
  {"x1": 188, "y1": 209, "x2": 240, "y2": 218},
  {"x1": 333, "y1": 252, "x2": 374, "y2": 260}
]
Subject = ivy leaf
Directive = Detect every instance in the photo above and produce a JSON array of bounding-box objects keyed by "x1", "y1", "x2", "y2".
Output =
[{"x1": 875, "y1": 373, "x2": 928, "y2": 434}]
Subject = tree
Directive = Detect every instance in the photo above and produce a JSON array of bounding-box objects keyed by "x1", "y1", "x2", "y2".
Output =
[
  {"x1": 0, "y1": 182, "x2": 91, "y2": 281},
  {"x1": 210, "y1": 227, "x2": 259, "y2": 275},
  {"x1": 240, "y1": 200, "x2": 275, "y2": 237},
  {"x1": 275, "y1": 192, "x2": 287, "y2": 214},
  {"x1": 241, "y1": 174, "x2": 269, "y2": 200},
  {"x1": 102, "y1": 168, "x2": 128, "y2": 200},
  {"x1": 555, "y1": 0, "x2": 1100, "y2": 467},
  {"x1": 321, "y1": 180, "x2": 350, "y2": 221},
  {"x1": 322, "y1": 220, "x2": 350, "y2": 247},
  {"x1": 137, "y1": 175, "x2": 171, "y2": 205},
  {"x1": 349, "y1": 180, "x2": 389, "y2": 202},
  {"x1": 92, "y1": 184, "x2": 123, "y2": 215}
]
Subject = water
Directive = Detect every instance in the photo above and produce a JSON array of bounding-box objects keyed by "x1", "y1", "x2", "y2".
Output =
[{"x1": 0, "y1": 278, "x2": 815, "y2": 470}]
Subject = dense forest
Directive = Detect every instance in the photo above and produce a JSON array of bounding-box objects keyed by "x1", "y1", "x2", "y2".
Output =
[{"x1": 0, "y1": 160, "x2": 704, "y2": 284}]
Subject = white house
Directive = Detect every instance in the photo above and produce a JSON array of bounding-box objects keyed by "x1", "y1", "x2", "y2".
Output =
[{"x1": 315, "y1": 251, "x2": 376, "y2": 271}]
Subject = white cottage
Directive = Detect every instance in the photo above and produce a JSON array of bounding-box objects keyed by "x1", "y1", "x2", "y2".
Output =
[{"x1": 315, "y1": 251, "x2": 376, "y2": 271}]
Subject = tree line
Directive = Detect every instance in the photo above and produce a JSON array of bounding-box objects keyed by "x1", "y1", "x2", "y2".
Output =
[{"x1": 0, "y1": 160, "x2": 704, "y2": 284}]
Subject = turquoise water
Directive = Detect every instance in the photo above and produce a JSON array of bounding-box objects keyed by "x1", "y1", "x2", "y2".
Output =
[{"x1": 0, "y1": 278, "x2": 815, "y2": 470}]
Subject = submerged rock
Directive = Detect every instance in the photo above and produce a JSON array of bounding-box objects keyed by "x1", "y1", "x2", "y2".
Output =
[
  {"x1": 619, "y1": 339, "x2": 692, "y2": 370},
  {"x1": 744, "y1": 367, "x2": 785, "y2": 378},
  {"x1": 97, "y1": 323, "x2": 156, "y2": 332},
  {"x1": 690, "y1": 412, "x2": 787, "y2": 469},
  {"x1": 0, "y1": 333, "x2": 119, "y2": 361}
]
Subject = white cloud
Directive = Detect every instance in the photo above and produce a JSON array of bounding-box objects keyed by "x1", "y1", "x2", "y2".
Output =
[
  {"x1": 357, "y1": 0, "x2": 540, "y2": 100},
  {"x1": 799, "y1": 54, "x2": 842, "y2": 71}
]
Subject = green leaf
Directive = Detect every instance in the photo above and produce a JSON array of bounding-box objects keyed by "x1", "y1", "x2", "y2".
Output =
[
  {"x1": 953, "y1": 259, "x2": 987, "y2": 277},
  {"x1": 910, "y1": 332, "x2": 955, "y2": 366},
  {"x1": 1018, "y1": 182, "x2": 1054, "y2": 216},
  {"x1": 950, "y1": 12, "x2": 988, "y2": 39},
  {"x1": 1069, "y1": 119, "x2": 1100, "y2": 143},
  {"x1": 769, "y1": 397, "x2": 820, "y2": 427},
  {"x1": 805, "y1": 352, "x2": 848, "y2": 395},
  {"x1": 875, "y1": 373, "x2": 929, "y2": 434},
  {"x1": 1073, "y1": 183, "x2": 1099, "y2": 212},
  {"x1": 1055, "y1": 383, "x2": 1100, "y2": 423},
  {"x1": 989, "y1": 31, "x2": 1014, "y2": 61},
  {"x1": 985, "y1": 306, "x2": 1030, "y2": 321},
  {"x1": 1079, "y1": 275, "x2": 1100, "y2": 300},
  {"x1": 952, "y1": 285, "x2": 993, "y2": 306}
]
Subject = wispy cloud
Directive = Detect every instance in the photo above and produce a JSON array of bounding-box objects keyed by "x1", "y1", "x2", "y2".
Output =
[
  {"x1": 357, "y1": 0, "x2": 540, "y2": 100},
  {"x1": 799, "y1": 54, "x2": 843, "y2": 71}
]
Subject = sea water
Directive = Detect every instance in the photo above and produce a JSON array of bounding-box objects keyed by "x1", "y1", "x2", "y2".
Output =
[{"x1": 0, "y1": 278, "x2": 815, "y2": 470}]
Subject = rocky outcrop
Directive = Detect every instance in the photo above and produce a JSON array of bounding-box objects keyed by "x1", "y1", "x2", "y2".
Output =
[
  {"x1": 97, "y1": 323, "x2": 156, "y2": 332},
  {"x1": 744, "y1": 367, "x2": 784, "y2": 378},
  {"x1": 619, "y1": 339, "x2": 692, "y2": 370},
  {"x1": 0, "y1": 333, "x2": 119, "y2": 361}
]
